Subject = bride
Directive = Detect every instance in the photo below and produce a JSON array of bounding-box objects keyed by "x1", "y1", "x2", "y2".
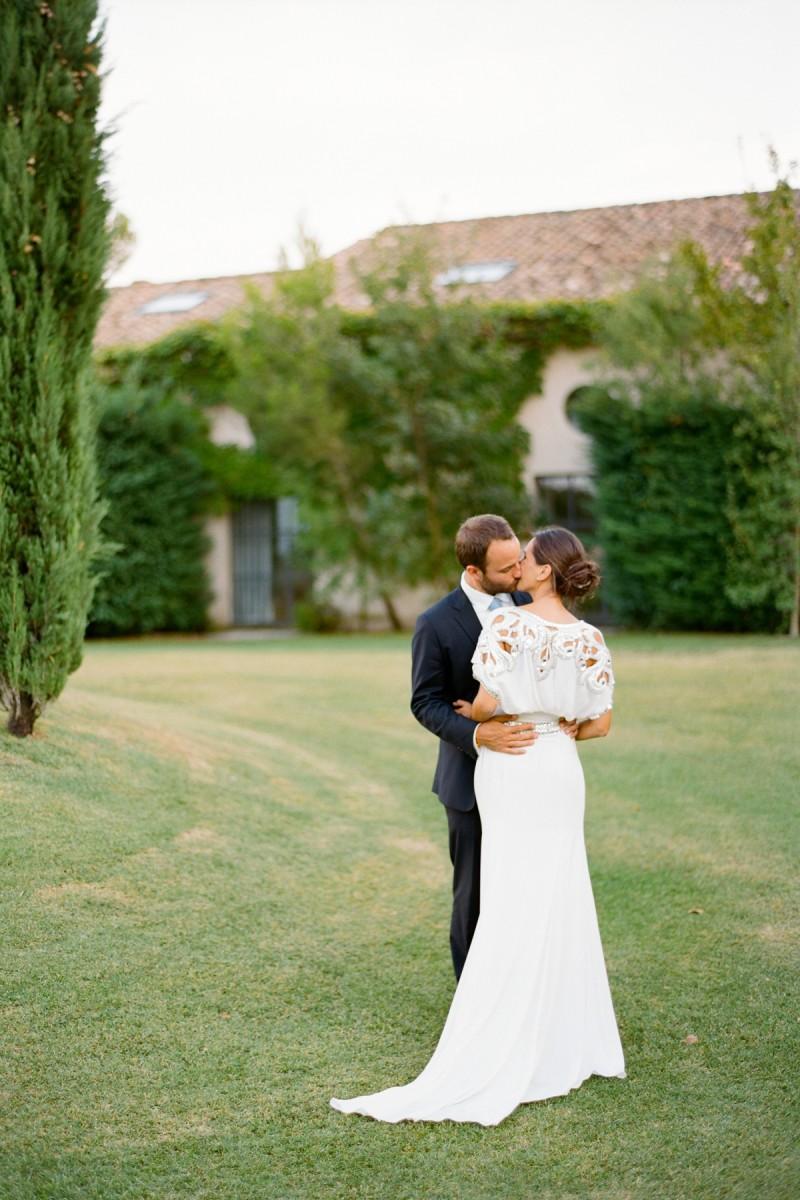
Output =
[{"x1": 330, "y1": 526, "x2": 627, "y2": 1126}]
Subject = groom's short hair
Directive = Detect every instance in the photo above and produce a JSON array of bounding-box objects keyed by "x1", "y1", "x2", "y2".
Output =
[{"x1": 455, "y1": 514, "x2": 515, "y2": 570}]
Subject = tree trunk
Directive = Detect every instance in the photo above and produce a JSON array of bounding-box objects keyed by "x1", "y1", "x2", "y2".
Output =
[
  {"x1": 380, "y1": 589, "x2": 403, "y2": 631},
  {"x1": 7, "y1": 692, "x2": 37, "y2": 738}
]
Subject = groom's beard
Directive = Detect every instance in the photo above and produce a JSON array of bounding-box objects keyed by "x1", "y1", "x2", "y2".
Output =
[{"x1": 474, "y1": 572, "x2": 521, "y2": 596}]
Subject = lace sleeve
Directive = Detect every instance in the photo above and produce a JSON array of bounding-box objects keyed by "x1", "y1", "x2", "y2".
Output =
[
  {"x1": 470, "y1": 611, "x2": 524, "y2": 699},
  {"x1": 578, "y1": 626, "x2": 615, "y2": 717}
]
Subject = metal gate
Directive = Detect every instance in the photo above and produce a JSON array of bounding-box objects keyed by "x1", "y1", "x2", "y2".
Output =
[{"x1": 232, "y1": 502, "x2": 275, "y2": 625}]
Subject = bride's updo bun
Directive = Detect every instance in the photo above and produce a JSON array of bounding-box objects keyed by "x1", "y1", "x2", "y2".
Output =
[
  {"x1": 561, "y1": 557, "x2": 601, "y2": 600},
  {"x1": 532, "y1": 527, "x2": 601, "y2": 604}
]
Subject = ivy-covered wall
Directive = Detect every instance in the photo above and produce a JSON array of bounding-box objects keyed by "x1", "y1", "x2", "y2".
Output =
[
  {"x1": 572, "y1": 387, "x2": 786, "y2": 632},
  {"x1": 89, "y1": 302, "x2": 603, "y2": 632},
  {"x1": 89, "y1": 383, "x2": 214, "y2": 636},
  {"x1": 92, "y1": 301, "x2": 604, "y2": 626},
  {"x1": 92, "y1": 277, "x2": 794, "y2": 634},
  {"x1": 95, "y1": 327, "x2": 287, "y2": 513},
  {"x1": 95, "y1": 299, "x2": 606, "y2": 417}
]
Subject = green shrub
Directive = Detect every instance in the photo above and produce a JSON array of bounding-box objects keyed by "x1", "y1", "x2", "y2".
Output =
[
  {"x1": 89, "y1": 385, "x2": 213, "y2": 636},
  {"x1": 294, "y1": 598, "x2": 343, "y2": 633},
  {"x1": 573, "y1": 386, "x2": 784, "y2": 631}
]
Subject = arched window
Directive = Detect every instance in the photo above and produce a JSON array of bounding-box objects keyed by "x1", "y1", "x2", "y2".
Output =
[{"x1": 564, "y1": 384, "x2": 605, "y2": 430}]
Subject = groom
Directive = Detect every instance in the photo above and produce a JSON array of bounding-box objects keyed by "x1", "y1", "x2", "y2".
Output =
[{"x1": 410, "y1": 513, "x2": 537, "y2": 980}]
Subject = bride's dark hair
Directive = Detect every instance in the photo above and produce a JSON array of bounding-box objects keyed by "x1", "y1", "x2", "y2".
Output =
[{"x1": 531, "y1": 527, "x2": 601, "y2": 603}]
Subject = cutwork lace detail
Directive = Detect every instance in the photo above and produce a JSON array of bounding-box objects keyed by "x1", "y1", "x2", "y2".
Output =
[{"x1": 477, "y1": 610, "x2": 614, "y2": 696}]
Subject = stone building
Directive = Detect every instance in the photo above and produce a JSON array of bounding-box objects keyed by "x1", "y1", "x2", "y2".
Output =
[{"x1": 95, "y1": 190, "x2": 778, "y2": 626}]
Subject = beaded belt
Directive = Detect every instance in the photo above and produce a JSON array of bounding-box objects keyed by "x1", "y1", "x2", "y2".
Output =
[{"x1": 508, "y1": 717, "x2": 562, "y2": 735}]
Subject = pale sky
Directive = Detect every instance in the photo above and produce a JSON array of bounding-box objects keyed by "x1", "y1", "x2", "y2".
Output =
[{"x1": 99, "y1": 0, "x2": 799, "y2": 288}]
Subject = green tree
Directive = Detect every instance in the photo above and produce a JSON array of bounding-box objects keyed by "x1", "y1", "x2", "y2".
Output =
[
  {"x1": 224, "y1": 233, "x2": 531, "y2": 627},
  {"x1": 221, "y1": 239, "x2": 370, "y2": 605},
  {"x1": 686, "y1": 163, "x2": 800, "y2": 636},
  {"x1": 0, "y1": 1, "x2": 110, "y2": 735},
  {"x1": 579, "y1": 168, "x2": 800, "y2": 634},
  {"x1": 352, "y1": 233, "x2": 532, "y2": 595}
]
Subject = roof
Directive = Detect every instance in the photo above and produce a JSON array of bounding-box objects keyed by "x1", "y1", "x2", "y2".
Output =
[{"x1": 95, "y1": 189, "x2": 794, "y2": 349}]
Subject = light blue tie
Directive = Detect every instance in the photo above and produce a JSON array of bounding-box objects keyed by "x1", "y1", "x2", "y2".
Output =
[{"x1": 487, "y1": 595, "x2": 508, "y2": 610}]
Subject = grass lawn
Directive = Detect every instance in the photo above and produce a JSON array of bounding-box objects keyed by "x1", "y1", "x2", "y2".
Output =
[{"x1": 1, "y1": 631, "x2": 798, "y2": 1200}]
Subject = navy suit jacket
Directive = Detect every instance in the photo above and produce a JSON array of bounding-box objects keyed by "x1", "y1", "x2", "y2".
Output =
[{"x1": 410, "y1": 586, "x2": 531, "y2": 812}]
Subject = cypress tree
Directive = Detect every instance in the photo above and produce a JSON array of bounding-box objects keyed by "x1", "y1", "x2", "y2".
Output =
[{"x1": 0, "y1": 1, "x2": 110, "y2": 736}]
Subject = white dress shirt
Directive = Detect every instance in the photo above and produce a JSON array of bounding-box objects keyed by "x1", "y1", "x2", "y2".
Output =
[
  {"x1": 460, "y1": 571, "x2": 513, "y2": 623},
  {"x1": 460, "y1": 572, "x2": 514, "y2": 750}
]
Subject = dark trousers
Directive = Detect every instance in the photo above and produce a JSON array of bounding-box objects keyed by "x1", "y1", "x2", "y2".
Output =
[{"x1": 445, "y1": 803, "x2": 482, "y2": 980}]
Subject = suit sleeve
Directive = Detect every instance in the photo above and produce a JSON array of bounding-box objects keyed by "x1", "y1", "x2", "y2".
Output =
[{"x1": 410, "y1": 613, "x2": 478, "y2": 759}]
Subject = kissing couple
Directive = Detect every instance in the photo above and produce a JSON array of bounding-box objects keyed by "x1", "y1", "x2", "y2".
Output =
[{"x1": 331, "y1": 513, "x2": 626, "y2": 1126}]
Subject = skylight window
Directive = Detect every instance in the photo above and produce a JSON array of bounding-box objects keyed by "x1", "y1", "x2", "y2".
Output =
[
  {"x1": 138, "y1": 290, "x2": 209, "y2": 315},
  {"x1": 435, "y1": 260, "x2": 517, "y2": 286}
]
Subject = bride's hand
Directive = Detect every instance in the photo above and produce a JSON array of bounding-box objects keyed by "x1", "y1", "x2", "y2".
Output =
[
  {"x1": 559, "y1": 717, "x2": 579, "y2": 739},
  {"x1": 452, "y1": 699, "x2": 473, "y2": 718}
]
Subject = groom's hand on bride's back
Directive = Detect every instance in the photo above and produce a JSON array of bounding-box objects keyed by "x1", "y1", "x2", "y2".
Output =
[{"x1": 474, "y1": 715, "x2": 538, "y2": 755}]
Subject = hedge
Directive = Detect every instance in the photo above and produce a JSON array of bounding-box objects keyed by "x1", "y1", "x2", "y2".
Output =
[
  {"x1": 573, "y1": 386, "x2": 785, "y2": 631},
  {"x1": 88, "y1": 385, "x2": 213, "y2": 636}
]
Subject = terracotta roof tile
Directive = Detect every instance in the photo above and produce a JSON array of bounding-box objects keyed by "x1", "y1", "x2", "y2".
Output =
[
  {"x1": 95, "y1": 190, "x2": 798, "y2": 349},
  {"x1": 95, "y1": 270, "x2": 279, "y2": 350}
]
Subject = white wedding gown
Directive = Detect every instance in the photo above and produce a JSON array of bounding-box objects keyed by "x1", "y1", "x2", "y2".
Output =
[{"x1": 330, "y1": 609, "x2": 626, "y2": 1125}]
